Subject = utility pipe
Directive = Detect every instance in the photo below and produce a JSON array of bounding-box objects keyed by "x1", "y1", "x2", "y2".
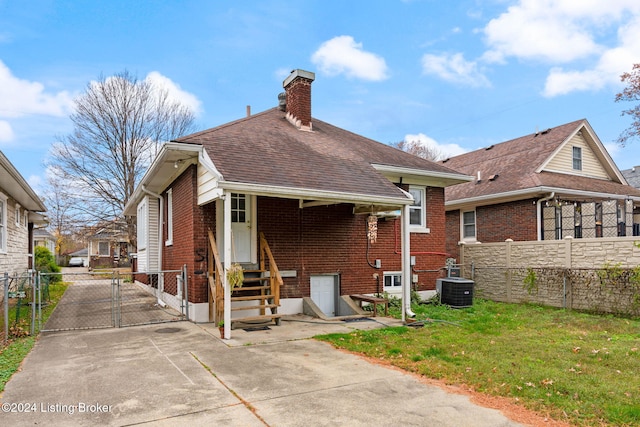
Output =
[{"x1": 401, "y1": 203, "x2": 415, "y2": 320}]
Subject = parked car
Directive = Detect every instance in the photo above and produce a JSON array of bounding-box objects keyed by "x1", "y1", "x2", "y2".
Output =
[{"x1": 68, "y1": 257, "x2": 86, "y2": 267}]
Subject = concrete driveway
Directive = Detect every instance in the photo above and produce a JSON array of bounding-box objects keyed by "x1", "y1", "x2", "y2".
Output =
[{"x1": 0, "y1": 316, "x2": 523, "y2": 426}]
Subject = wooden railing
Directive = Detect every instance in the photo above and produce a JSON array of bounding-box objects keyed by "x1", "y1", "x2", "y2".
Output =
[
  {"x1": 259, "y1": 232, "x2": 282, "y2": 306},
  {"x1": 208, "y1": 229, "x2": 282, "y2": 324}
]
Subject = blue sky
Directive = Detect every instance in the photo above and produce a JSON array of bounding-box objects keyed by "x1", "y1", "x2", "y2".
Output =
[{"x1": 1, "y1": 0, "x2": 640, "y2": 195}]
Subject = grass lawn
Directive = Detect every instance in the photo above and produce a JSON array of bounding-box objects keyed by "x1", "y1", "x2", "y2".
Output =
[
  {"x1": 316, "y1": 298, "x2": 640, "y2": 426},
  {"x1": 0, "y1": 282, "x2": 68, "y2": 392}
]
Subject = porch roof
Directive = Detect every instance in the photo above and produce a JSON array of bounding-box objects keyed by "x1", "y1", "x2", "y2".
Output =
[{"x1": 175, "y1": 108, "x2": 470, "y2": 205}]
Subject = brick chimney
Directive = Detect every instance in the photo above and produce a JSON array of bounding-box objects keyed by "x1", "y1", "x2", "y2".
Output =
[{"x1": 282, "y1": 69, "x2": 315, "y2": 131}]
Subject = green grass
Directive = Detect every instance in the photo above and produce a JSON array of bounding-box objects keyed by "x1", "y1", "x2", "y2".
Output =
[
  {"x1": 0, "y1": 282, "x2": 68, "y2": 392},
  {"x1": 317, "y1": 299, "x2": 640, "y2": 426}
]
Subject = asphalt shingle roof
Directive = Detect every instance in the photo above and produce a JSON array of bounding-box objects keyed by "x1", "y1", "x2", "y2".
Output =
[
  {"x1": 176, "y1": 108, "x2": 465, "y2": 200},
  {"x1": 442, "y1": 119, "x2": 640, "y2": 203}
]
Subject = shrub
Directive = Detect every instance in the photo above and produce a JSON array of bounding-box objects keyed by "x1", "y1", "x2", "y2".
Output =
[{"x1": 34, "y1": 246, "x2": 61, "y2": 283}]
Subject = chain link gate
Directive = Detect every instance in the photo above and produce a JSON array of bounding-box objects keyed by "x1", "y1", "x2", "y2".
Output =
[{"x1": 41, "y1": 267, "x2": 188, "y2": 332}]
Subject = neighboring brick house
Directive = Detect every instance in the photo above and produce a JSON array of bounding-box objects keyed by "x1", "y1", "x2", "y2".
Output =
[
  {"x1": 87, "y1": 219, "x2": 132, "y2": 269},
  {"x1": 442, "y1": 119, "x2": 640, "y2": 260},
  {"x1": 124, "y1": 69, "x2": 471, "y2": 333},
  {"x1": 0, "y1": 150, "x2": 47, "y2": 274}
]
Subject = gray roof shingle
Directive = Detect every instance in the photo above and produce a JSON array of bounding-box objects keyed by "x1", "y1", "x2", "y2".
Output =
[{"x1": 176, "y1": 108, "x2": 465, "y2": 200}]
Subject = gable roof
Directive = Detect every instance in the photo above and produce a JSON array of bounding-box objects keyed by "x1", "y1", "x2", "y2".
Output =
[
  {"x1": 173, "y1": 107, "x2": 470, "y2": 205},
  {"x1": 442, "y1": 119, "x2": 640, "y2": 209},
  {"x1": 0, "y1": 150, "x2": 46, "y2": 212}
]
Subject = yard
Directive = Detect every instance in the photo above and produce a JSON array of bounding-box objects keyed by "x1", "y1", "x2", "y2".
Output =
[{"x1": 317, "y1": 298, "x2": 640, "y2": 427}]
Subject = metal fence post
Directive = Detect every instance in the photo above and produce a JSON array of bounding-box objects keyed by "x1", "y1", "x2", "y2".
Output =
[
  {"x1": 183, "y1": 264, "x2": 189, "y2": 321},
  {"x1": 3, "y1": 272, "x2": 8, "y2": 344},
  {"x1": 30, "y1": 271, "x2": 36, "y2": 336},
  {"x1": 37, "y1": 272, "x2": 42, "y2": 332}
]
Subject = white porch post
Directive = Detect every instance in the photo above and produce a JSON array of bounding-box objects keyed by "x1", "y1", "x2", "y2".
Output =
[
  {"x1": 401, "y1": 203, "x2": 412, "y2": 322},
  {"x1": 223, "y1": 191, "x2": 232, "y2": 339}
]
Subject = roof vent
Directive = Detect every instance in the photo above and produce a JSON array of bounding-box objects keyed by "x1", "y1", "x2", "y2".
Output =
[
  {"x1": 277, "y1": 92, "x2": 286, "y2": 111},
  {"x1": 485, "y1": 145, "x2": 494, "y2": 150},
  {"x1": 489, "y1": 174, "x2": 499, "y2": 181}
]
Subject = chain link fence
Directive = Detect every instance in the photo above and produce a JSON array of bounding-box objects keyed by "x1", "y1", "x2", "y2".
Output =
[
  {"x1": 41, "y1": 269, "x2": 186, "y2": 332},
  {"x1": 2, "y1": 271, "x2": 39, "y2": 343}
]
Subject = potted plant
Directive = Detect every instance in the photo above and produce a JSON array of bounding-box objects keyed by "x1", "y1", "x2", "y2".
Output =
[{"x1": 218, "y1": 320, "x2": 225, "y2": 338}]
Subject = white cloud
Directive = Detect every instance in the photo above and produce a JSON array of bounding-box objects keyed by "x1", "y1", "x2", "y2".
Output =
[
  {"x1": 0, "y1": 120, "x2": 14, "y2": 143},
  {"x1": 0, "y1": 60, "x2": 73, "y2": 118},
  {"x1": 542, "y1": 16, "x2": 640, "y2": 97},
  {"x1": 421, "y1": 52, "x2": 490, "y2": 87},
  {"x1": 404, "y1": 133, "x2": 468, "y2": 159},
  {"x1": 311, "y1": 35, "x2": 389, "y2": 81},
  {"x1": 145, "y1": 71, "x2": 203, "y2": 115}
]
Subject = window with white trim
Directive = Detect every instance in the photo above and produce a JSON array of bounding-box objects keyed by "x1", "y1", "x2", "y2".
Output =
[
  {"x1": 165, "y1": 188, "x2": 173, "y2": 246},
  {"x1": 23, "y1": 210, "x2": 28, "y2": 227},
  {"x1": 0, "y1": 193, "x2": 6, "y2": 253},
  {"x1": 462, "y1": 210, "x2": 476, "y2": 240},
  {"x1": 137, "y1": 199, "x2": 147, "y2": 250},
  {"x1": 383, "y1": 272, "x2": 402, "y2": 290},
  {"x1": 572, "y1": 146, "x2": 582, "y2": 171},
  {"x1": 15, "y1": 204, "x2": 21, "y2": 227},
  {"x1": 408, "y1": 185, "x2": 426, "y2": 229}
]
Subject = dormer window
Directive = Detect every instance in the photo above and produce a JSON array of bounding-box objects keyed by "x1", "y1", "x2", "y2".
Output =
[{"x1": 572, "y1": 146, "x2": 582, "y2": 171}]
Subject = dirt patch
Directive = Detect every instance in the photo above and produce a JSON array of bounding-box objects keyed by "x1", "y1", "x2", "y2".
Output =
[{"x1": 344, "y1": 349, "x2": 574, "y2": 427}]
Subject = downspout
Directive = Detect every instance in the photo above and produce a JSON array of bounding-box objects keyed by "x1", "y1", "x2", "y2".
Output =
[
  {"x1": 142, "y1": 185, "x2": 164, "y2": 306},
  {"x1": 401, "y1": 203, "x2": 415, "y2": 320},
  {"x1": 536, "y1": 192, "x2": 555, "y2": 241}
]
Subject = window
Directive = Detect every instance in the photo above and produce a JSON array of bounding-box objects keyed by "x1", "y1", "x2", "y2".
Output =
[
  {"x1": 15, "y1": 204, "x2": 21, "y2": 227},
  {"x1": 231, "y1": 193, "x2": 246, "y2": 223},
  {"x1": 462, "y1": 210, "x2": 476, "y2": 239},
  {"x1": 0, "y1": 193, "x2": 6, "y2": 253},
  {"x1": 572, "y1": 146, "x2": 582, "y2": 171},
  {"x1": 137, "y1": 200, "x2": 147, "y2": 250},
  {"x1": 383, "y1": 272, "x2": 402, "y2": 290},
  {"x1": 165, "y1": 188, "x2": 173, "y2": 246},
  {"x1": 408, "y1": 186, "x2": 426, "y2": 229},
  {"x1": 23, "y1": 210, "x2": 28, "y2": 227},
  {"x1": 98, "y1": 241, "x2": 110, "y2": 256}
]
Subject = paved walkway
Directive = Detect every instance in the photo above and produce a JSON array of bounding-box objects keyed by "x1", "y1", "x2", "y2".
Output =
[{"x1": 0, "y1": 316, "x2": 523, "y2": 426}]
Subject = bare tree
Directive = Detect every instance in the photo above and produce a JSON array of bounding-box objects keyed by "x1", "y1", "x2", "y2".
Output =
[
  {"x1": 40, "y1": 175, "x2": 81, "y2": 257},
  {"x1": 49, "y1": 70, "x2": 196, "y2": 246},
  {"x1": 616, "y1": 63, "x2": 640, "y2": 146},
  {"x1": 392, "y1": 139, "x2": 443, "y2": 161}
]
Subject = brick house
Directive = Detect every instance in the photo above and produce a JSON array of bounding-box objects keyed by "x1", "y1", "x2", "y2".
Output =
[
  {"x1": 124, "y1": 69, "x2": 470, "y2": 335},
  {"x1": 442, "y1": 119, "x2": 640, "y2": 260},
  {"x1": 0, "y1": 150, "x2": 47, "y2": 274}
]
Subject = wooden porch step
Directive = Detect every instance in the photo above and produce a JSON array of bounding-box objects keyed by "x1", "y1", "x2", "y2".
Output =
[
  {"x1": 231, "y1": 303, "x2": 278, "y2": 311},
  {"x1": 242, "y1": 276, "x2": 269, "y2": 283},
  {"x1": 231, "y1": 294, "x2": 275, "y2": 302},
  {"x1": 231, "y1": 314, "x2": 282, "y2": 327}
]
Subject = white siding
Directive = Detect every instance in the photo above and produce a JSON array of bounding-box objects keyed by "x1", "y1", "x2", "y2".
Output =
[
  {"x1": 197, "y1": 164, "x2": 222, "y2": 205},
  {"x1": 136, "y1": 196, "x2": 159, "y2": 272},
  {"x1": 545, "y1": 134, "x2": 610, "y2": 179}
]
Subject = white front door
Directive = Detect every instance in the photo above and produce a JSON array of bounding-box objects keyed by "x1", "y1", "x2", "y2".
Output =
[
  {"x1": 311, "y1": 275, "x2": 337, "y2": 317},
  {"x1": 230, "y1": 193, "x2": 253, "y2": 263}
]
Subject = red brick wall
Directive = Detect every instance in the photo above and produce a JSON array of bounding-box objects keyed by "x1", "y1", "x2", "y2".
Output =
[
  {"x1": 155, "y1": 176, "x2": 450, "y2": 302},
  {"x1": 161, "y1": 165, "x2": 215, "y2": 304},
  {"x1": 258, "y1": 186, "x2": 449, "y2": 298},
  {"x1": 285, "y1": 77, "x2": 313, "y2": 127},
  {"x1": 445, "y1": 199, "x2": 539, "y2": 261}
]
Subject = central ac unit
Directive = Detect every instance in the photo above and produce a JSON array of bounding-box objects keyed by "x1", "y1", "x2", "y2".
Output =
[{"x1": 436, "y1": 277, "x2": 474, "y2": 308}]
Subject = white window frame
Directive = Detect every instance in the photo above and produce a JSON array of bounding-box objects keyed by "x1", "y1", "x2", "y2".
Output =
[
  {"x1": 15, "y1": 203, "x2": 21, "y2": 227},
  {"x1": 137, "y1": 199, "x2": 148, "y2": 251},
  {"x1": 23, "y1": 210, "x2": 28, "y2": 227},
  {"x1": 383, "y1": 271, "x2": 402, "y2": 291},
  {"x1": 165, "y1": 188, "x2": 173, "y2": 246},
  {"x1": 461, "y1": 210, "x2": 477, "y2": 241},
  {"x1": 408, "y1": 185, "x2": 429, "y2": 233},
  {"x1": 572, "y1": 146, "x2": 582, "y2": 171},
  {"x1": 0, "y1": 193, "x2": 7, "y2": 253}
]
